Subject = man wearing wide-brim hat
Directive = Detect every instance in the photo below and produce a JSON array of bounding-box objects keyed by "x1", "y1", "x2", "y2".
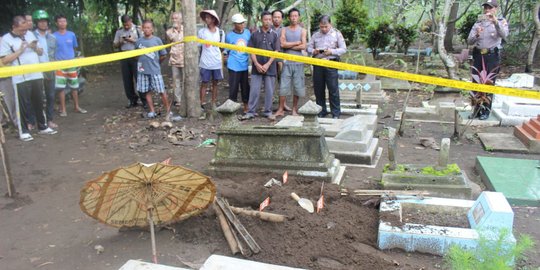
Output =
[
  {"x1": 198, "y1": 10, "x2": 225, "y2": 117},
  {"x1": 467, "y1": 0, "x2": 508, "y2": 120}
]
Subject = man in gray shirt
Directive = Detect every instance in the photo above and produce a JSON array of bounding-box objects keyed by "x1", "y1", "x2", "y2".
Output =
[
  {"x1": 113, "y1": 15, "x2": 146, "y2": 109},
  {"x1": 308, "y1": 15, "x2": 346, "y2": 119},
  {"x1": 273, "y1": 8, "x2": 307, "y2": 118}
]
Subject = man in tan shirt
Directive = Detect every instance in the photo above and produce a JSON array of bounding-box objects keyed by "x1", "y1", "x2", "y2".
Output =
[{"x1": 166, "y1": 12, "x2": 184, "y2": 107}]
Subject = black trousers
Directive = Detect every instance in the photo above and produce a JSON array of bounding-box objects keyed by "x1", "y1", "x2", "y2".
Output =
[
  {"x1": 228, "y1": 69, "x2": 250, "y2": 103},
  {"x1": 313, "y1": 65, "x2": 340, "y2": 117},
  {"x1": 17, "y1": 79, "x2": 46, "y2": 133},
  {"x1": 471, "y1": 50, "x2": 500, "y2": 113},
  {"x1": 120, "y1": 57, "x2": 145, "y2": 103}
]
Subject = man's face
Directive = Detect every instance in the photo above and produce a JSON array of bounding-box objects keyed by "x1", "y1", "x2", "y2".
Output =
[
  {"x1": 289, "y1": 11, "x2": 299, "y2": 25},
  {"x1": 204, "y1": 14, "x2": 215, "y2": 26},
  {"x1": 12, "y1": 20, "x2": 27, "y2": 36},
  {"x1": 123, "y1": 19, "x2": 132, "y2": 30},
  {"x1": 37, "y1": 20, "x2": 48, "y2": 31},
  {"x1": 483, "y1": 5, "x2": 498, "y2": 15},
  {"x1": 272, "y1": 12, "x2": 282, "y2": 27},
  {"x1": 142, "y1": 22, "x2": 153, "y2": 36},
  {"x1": 56, "y1": 18, "x2": 67, "y2": 30},
  {"x1": 319, "y1": 22, "x2": 331, "y2": 34},
  {"x1": 262, "y1": 15, "x2": 272, "y2": 29},
  {"x1": 25, "y1": 15, "x2": 33, "y2": 30},
  {"x1": 172, "y1": 13, "x2": 182, "y2": 27},
  {"x1": 233, "y1": 22, "x2": 244, "y2": 32}
]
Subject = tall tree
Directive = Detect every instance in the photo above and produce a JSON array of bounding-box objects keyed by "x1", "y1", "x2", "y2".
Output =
[
  {"x1": 181, "y1": 0, "x2": 202, "y2": 118},
  {"x1": 437, "y1": 0, "x2": 457, "y2": 79},
  {"x1": 525, "y1": 3, "x2": 540, "y2": 72}
]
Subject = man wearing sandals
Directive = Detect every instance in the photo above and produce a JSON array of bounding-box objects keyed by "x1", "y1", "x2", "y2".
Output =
[{"x1": 54, "y1": 14, "x2": 86, "y2": 117}]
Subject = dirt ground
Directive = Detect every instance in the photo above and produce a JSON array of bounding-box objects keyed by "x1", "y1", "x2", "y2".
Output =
[{"x1": 0, "y1": 62, "x2": 539, "y2": 270}]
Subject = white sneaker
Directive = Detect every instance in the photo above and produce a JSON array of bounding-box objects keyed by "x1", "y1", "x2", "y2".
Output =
[
  {"x1": 20, "y1": 133, "x2": 34, "y2": 141},
  {"x1": 38, "y1": 127, "x2": 58, "y2": 135},
  {"x1": 168, "y1": 112, "x2": 183, "y2": 122}
]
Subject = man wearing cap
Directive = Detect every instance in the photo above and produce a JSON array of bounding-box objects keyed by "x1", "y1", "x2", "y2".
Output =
[
  {"x1": 33, "y1": 10, "x2": 58, "y2": 128},
  {"x1": 198, "y1": 10, "x2": 225, "y2": 112},
  {"x1": 308, "y1": 15, "x2": 347, "y2": 119},
  {"x1": 467, "y1": 0, "x2": 508, "y2": 120},
  {"x1": 225, "y1": 14, "x2": 251, "y2": 113}
]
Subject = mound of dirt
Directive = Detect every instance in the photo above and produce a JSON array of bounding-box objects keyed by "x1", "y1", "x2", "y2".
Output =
[{"x1": 173, "y1": 173, "x2": 401, "y2": 269}]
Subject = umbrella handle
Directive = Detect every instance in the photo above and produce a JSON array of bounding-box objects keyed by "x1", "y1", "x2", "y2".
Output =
[{"x1": 147, "y1": 209, "x2": 158, "y2": 264}]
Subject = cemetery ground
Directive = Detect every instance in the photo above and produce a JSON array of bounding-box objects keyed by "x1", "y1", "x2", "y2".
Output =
[{"x1": 0, "y1": 62, "x2": 539, "y2": 270}]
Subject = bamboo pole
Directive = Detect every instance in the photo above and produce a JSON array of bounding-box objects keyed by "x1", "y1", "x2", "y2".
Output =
[
  {"x1": 213, "y1": 203, "x2": 240, "y2": 255},
  {"x1": 230, "y1": 206, "x2": 286, "y2": 223},
  {"x1": 0, "y1": 122, "x2": 14, "y2": 197}
]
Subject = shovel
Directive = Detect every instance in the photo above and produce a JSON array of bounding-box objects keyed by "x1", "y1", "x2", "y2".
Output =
[{"x1": 291, "y1": 192, "x2": 314, "y2": 213}]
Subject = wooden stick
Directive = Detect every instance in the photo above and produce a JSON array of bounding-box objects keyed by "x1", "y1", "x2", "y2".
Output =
[
  {"x1": 0, "y1": 123, "x2": 14, "y2": 197},
  {"x1": 216, "y1": 198, "x2": 261, "y2": 254},
  {"x1": 230, "y1": 206, "x2": 286, "y2": 223},
  {"x1": 213, "y1": 203, "x2": 240, "y2": 255},
  {"x1": 146, "y1": 209, "x2": 158, "y2": 264}
]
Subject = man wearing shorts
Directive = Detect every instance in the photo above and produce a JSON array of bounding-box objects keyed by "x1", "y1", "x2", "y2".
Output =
[
  {"x1": 135, "y1": 20, "x2": 170, "y2": 119},
  {"x1": 198, "y1": 10, "x2": 224, "y2": 111},
  {"x1": 53, "y1": 14, "x2": 86, "y2": 117},
  {"x1": 273, "y1": 8, "x2": 306, "y2": 118}
]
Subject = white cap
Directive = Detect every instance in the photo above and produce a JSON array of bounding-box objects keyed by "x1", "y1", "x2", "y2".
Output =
[{"x1": 231, "y1": 14, "x2": 247, "y2": 24}]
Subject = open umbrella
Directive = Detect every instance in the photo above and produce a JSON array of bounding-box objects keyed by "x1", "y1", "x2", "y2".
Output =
[{"x1": 80, "y1": 162, "x2": 216, "y2": 263}]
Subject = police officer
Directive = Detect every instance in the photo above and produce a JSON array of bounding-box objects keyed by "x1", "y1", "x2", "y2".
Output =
[
  {"x1": 307, "y1": 15, "x2": 346, "y2": 119},
  {"x1": 467, "y1": 0, "x2": 508, "y2": 120}
]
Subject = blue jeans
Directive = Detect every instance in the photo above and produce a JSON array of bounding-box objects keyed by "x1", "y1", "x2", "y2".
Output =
[{"x1": 313, "y1": 65, "x2": 340, "y2": 117}]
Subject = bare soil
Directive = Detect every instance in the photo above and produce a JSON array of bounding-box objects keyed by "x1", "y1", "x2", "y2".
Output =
[{"x1": 0, "y1": 62, "x2": 539, "y2": 270}]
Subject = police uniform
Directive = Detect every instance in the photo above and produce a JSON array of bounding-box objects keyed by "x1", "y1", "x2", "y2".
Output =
[
  {"x1": 307, "y1": 27, "x2": 347, "y2": 118},
  {"x1": 466, "y1": 0, "x2": 508, "y2": 120}
]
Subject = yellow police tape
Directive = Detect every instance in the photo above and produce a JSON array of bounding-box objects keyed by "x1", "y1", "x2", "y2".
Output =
[{"x1": 1, "y1": 35, "x2": 539, "y2": 100}]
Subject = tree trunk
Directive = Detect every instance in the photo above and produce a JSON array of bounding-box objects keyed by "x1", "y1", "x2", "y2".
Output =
[
  {"x1": 132, "y1": 0, "x2": 140, "y2": 24},
  {"x1": 430, "y1": 0, "x2": 439, "y2": 52},
  {"x1": 444, "y1": 1, "x2": 459, "y2": 52},
  {"x1": 526, "y1": 3, "x2": 540, "y2": 73},
  {"x1": 438, "y1": 0, "x2": 457, "y2": 79},
  {"x1": 181, "y1": 0, "x2": 202, "y2": 118}
]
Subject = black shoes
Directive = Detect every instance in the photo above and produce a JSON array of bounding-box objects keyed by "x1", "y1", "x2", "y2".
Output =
[{"x1": 126, "y1": 101, "x2": 138, "y2": 108}]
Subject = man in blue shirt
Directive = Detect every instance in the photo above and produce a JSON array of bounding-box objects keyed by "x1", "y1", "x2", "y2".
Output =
[
  {"x1": 224, "y1": 14, "x2": 251, "y2": 112},
  {"x1": 54, "y1": 14, "x2": 86, "y2": 117}
]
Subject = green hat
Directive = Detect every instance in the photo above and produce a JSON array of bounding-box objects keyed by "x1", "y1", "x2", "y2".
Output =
[{"x1": 32, "y1": 10, "x2": 49, "y2": 21}]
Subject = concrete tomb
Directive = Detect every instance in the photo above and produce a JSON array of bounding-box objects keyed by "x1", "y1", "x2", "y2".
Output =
[
  {"x1": 475, "y1": 156, "x2": 540, "y2": 206},
  {"x1": 276, "y1": 114, "x2": 380, "y2": 166},
  {"x1": 514, "y1": 115, "x2": 540, "y2": 153},
  {"x1": 378, "y1": 191, "x2": 516, "y2": 256},
  {"x1": 337, "y1": 71, "x2": 384, "y2": 114},
  {"x1": 207, "y1": 100, "x2": 344, "y2": 184},
  {"x1": 381, "y1": 134, "x2": 472, "y2": 199}
]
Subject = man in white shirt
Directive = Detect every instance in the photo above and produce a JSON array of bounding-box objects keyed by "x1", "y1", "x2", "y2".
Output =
[
  {"x1": 0, "y1": 16, "x2": 57, "y2": 141},
  {"x1": 198, "y1": 10, "x2": 225, "y2": 111}
]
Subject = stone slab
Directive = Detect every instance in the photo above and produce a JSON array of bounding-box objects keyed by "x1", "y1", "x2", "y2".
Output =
[
  {"x1": 329, "y1": 138, "x2": 379, "y2": 165},
  {"x1": 475, "y1": 156, "x2": 540, "y2": 206},
  {"x1": 458, "y1": 111, "x2": 500, "y2": 126},
  {"x1": 381, "y1": 77, "x2": 411, "y2": 90},
  {"x1": 501, "y1": 100, "x2": 540, "y2": 117},
  {"x1": 381, "y1": 164, "x2": 472, "y2": 199},
  {"x1": 201, "y1": 255, "x2": 307, "y2": 270},
  {"x1": 492, "y1": 109, "x2": 535, "y2": 126},
  {"x1": 119, "y1": 260, "x2": 190, "y2": 270},
  {"x1": 341, "y1": 147, "x2": 383, "y2": 168},
  {"x1": 326, "y1": 131, "x2": 373, "y2": 152},
  {"x1": 467, "y1": 192, "x2": 514, "y2": 230},
  {"x1": 496, "y1": 73, "x2": 536, "y2": 88},
  {"x1": 477, "y1": 133, "x2": 529, "y2": 153},
  {"x1": 277, "y1": 115, "x2": 378, "y2": 137}
]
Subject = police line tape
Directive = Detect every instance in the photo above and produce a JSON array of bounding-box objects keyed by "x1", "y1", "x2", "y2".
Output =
[{"x1": 1, "y1": 35, "x2": 539, "y2": 100}]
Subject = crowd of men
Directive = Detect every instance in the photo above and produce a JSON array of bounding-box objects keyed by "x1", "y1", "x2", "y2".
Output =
[{"x1": 2, "y1": 2, "x2": 503, "y2": 144}]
